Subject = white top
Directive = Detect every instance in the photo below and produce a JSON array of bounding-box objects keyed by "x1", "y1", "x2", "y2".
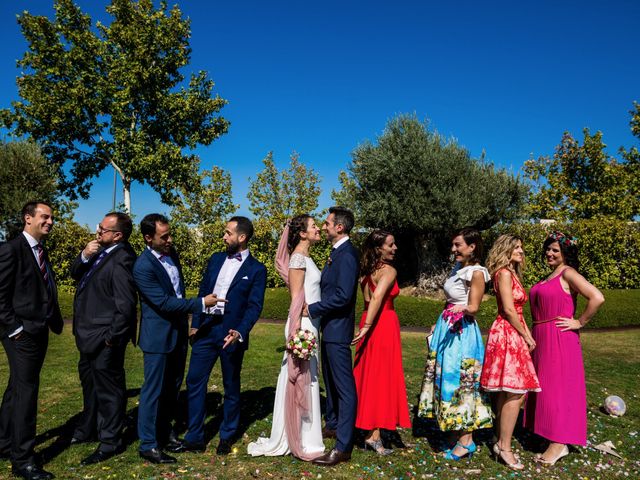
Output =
[
  {"x1": 443, "y1": 263, "x2": 490, "y2": 305},
  {"x1": 289, "y1": 253, "x2": 322, "y2": 308}
]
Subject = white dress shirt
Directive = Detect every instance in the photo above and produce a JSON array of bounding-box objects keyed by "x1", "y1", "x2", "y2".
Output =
[
  {"x1": 332, "y1": 235, "x2": 350, "y2": 250},
  {"x1": 80, "y1": 243, "x2": 118, "y2": 263},
  {"x1": 208, "y1": 249, "x2": 250, "y2": 315},
  {"x1": 149, "y1": 247, "x2": 207, "y2": 312}
]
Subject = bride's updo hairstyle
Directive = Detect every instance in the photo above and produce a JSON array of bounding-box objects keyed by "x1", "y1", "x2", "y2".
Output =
[
  {"x1": 360, "y1": 229, "x2": 393, "y2": 277},
  {"x1": 287, "y1": 214, "x2": 313, "y2": 253}
]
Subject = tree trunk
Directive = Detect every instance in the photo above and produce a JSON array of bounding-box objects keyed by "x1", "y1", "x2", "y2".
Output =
[
  {"x1": 394, "y1": 231, "x2": 450, "y2": 285},
  {"x1": 123, "y1": 180, "x2": 131, "y2": 213},
  {"x1": 110, "y1": 160, "x2": 131, "y2": 213}
]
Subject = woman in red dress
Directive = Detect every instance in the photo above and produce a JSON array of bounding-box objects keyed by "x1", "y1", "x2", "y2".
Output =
[
  {"x1": 352, "y1": 230, "x2": 411, "y2": 455},
  {"x1": 481, "y1": 234, "x2": 540, "y2": 470}
]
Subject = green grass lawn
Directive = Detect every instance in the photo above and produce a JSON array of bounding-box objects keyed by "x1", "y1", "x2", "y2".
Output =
[
  {"x1": 57, "y1": 288, "x2": 640, "y2": 330},
  {"x1": 1, "y1": 326, "x2": 638, "y2": 479}
]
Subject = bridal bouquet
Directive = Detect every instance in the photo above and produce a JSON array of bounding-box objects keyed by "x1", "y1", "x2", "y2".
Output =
[{"x1": 286, "y1": 329, "x2": 317, "y2": 360}]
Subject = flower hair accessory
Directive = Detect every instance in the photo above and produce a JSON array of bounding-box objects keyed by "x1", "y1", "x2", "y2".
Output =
[{"x1": 548, "y1": 231, "x2": 578, "y2": 247}]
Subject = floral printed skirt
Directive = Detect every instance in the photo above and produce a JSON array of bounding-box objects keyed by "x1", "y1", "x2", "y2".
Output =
[{"x1": 418, "y1": 312, "x2": 493, "y2": 431}]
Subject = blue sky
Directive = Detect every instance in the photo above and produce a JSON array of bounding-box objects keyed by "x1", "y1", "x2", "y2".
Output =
[{"x1": 1, "y1": 0, "x2": 638, "y2": 227}]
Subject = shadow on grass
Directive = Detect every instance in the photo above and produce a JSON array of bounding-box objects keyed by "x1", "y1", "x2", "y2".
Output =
[
  {"x1": 36, "y1": 387, "x2": 142, "y2": 464},
  {"x1": 197, "y1": 386, "x2": 276, "y2": 445},
  {"x1": 410, "y1": 401, "x2": 494, "y2": 453}
]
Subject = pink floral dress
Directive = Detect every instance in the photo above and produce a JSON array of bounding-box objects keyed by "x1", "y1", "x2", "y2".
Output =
[{"x1": 480, "y1": 269, "x2": 541, "y2": 393}]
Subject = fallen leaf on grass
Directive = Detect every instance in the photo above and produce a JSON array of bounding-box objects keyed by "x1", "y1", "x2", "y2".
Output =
[{"x1": 593, "y1": 440, "x2": 623, "y2": 459}]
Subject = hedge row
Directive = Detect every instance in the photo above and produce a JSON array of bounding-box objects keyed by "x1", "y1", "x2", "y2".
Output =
[
  {"x1": 56, "y1": 287, "x2": 639, "y2": 330},
  {"x1": 260, "y1": 288, "x2": 640, "y2": 330},
  {"x1": 486, "y1": 218, "x2": 640, "y2": 290}
]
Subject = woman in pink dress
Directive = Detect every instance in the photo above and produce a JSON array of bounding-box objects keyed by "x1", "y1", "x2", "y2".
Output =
[
  {"x1": 524, "y1": 231, "x2": 604, "y2": 465},
  {"x1": 481, "y1": 234, "x2": 540, "y2": 471}
]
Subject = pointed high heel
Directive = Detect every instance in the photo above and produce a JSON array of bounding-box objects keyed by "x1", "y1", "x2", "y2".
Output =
[
  {"x1": 443, "y1": 441, "x2": 476, "y2": 461},
  {"x1": 492, "y1": 443, "x2": 524, "y2": 471},
  {"x1": 534, "y1": 445, "x2": 569, "y2": 466},
  {"x1": 364, "y1": 439, "x2": 393, "y2": 456}
]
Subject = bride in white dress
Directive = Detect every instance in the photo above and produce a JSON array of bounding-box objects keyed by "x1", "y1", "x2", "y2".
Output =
[{"x1": 248, "y1": 215, "x2": 325, "y2": 459}]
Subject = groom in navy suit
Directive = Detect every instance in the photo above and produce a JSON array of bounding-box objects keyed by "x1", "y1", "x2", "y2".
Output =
[
  {"x1": 133, "y1": 214, "x2": 220, "y2": 464},
  {"x1": 308, "y1": 206, "x2": 359, "y2": 467},
  {"x1": 178, "y1": 217, "x2": 266, "y2": 455}
]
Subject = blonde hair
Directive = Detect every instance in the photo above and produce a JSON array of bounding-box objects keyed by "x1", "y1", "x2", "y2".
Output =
[{"x1": 486, "y1": 234, "x2": 525, "y2": 280}]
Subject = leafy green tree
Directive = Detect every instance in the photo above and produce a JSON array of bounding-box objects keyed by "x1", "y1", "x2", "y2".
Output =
[
  {"x1": 0, "y1": 140, "x2": 60, "y2": 239},
  {"x1": 171, "y1": 166, "x2": 238, "y2": 226},
  {"x1": 335, "y1": 114, "x2": 527, "y2": 281},
  {"x1": 1, "y1": 0, "x2": 229, "y2": 212},
  {"x1": 169, "y1": 166, "x2": 237, "y2": 288},
  {"x1": 524, "y1": 126, "x2": 639, "y2": 221},
  {"x1": 620, "y1": 101, "x2": 640, "y2": 203},
  {"x1": 248, "y1": 151, "x2": 326, "y2": 286},
  {"x1": 248, "y1": 151, "x2": 321, "y2": 226}
]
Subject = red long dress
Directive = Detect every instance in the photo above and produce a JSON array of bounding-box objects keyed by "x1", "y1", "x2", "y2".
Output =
[{"x1": 353, "y1": 276, "x2": 411, "y2": 430}]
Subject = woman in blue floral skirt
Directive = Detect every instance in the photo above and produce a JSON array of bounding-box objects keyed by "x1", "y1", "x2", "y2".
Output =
[{"x1": 418, "y1": 227, "x2": 492, "y2": 461}]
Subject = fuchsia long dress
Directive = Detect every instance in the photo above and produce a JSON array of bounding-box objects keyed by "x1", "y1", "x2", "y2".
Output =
[{"x1": 523, "y1": 268, "x2": 587, "y2": 446}]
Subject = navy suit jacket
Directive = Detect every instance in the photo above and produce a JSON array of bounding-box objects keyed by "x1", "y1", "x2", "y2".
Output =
[
  {"x1": 191, "y1": 251, "x2": 267, "y2": 351},
  {"x1": 308, "y1": 239, "x2": 359, "y2": 343},
  {"x1": 134, "y1": 247, "x2": 201, "y2": 354}
]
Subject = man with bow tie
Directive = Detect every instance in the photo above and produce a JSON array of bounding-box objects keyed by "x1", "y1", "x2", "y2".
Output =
[
  {"x1": 0, "y1": 201, "x2": 63, "y2": 480},
  {"x1": 175, "y1": 217, "x2": 266, "y2": 456},
  {"x1": 70, "y1": 212, "x2": 137, "y2": 466},
  {"x1": 133, "y1": 214, "x2": 221, "y2": 464}
]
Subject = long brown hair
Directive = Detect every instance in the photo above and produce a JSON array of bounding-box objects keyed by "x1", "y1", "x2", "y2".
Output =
[
  {"x1": 360, "y1": 229, "x2": 393, "y2": 276},
  {"x1": 287, "y1": 214, "x2": 313, "y2": 253}
]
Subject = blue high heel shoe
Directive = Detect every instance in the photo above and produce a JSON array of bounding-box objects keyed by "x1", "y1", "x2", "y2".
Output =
[{"x1": 443, "y1": 441, "x2": 477, "y2": 461}]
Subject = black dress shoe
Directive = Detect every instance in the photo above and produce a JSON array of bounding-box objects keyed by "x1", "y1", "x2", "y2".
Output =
[
  {"x1": 166, "y1": 439, "x2": 206, "y2": 454},
  {"x1": 80, "y1": 448, "x2": 120, "y2": 466},
  {"x1": 322, "y1": 427, "x2": 337, "y2": 439},
  {"x1": 139, "y1": 448, "x2": 177, "y2": 464},
  {"x1": 216, "y1": 439, "x2": 233, "y2": 455},
  {"x1": 70, "y1": 436, "x2": 94, "y2": 445},
  {"x1": 312, "y1": 448, "x2": 351, "y2": 467},
  {"x1": 11, "y1": 464, "x2": 54, "y2": 480}
]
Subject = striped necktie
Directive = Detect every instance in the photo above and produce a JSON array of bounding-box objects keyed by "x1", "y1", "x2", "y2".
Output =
[
  {"x1": 36, "y1": 243, "x2": 49, "y2": 284},
  {"x1": 78, "y1": 249, "x2": 108, "y2": 290}
]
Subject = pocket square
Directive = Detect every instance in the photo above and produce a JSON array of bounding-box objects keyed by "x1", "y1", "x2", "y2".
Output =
[{"x1": 242, "y1": 275, "x2": 249, "y2": 280}]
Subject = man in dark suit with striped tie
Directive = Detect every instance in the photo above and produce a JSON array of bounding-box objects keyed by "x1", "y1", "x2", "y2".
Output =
[
  {"x1": 69, "y1": 212, "x2": 138, "y2": 466},
  {"x1": 0, "y1": 201, "x2": 63, "y2": 480}
]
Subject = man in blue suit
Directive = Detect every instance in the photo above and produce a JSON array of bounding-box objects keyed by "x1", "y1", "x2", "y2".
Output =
[
  {"x1": 133, "y1": 214, "x2": 219, "y2": 464},
  {"x1": 308, "y1": 206, "x2": 359, "y2": 467},
  {"x1": 177, "y1": 216, "x2": 266, "y2": 455}
]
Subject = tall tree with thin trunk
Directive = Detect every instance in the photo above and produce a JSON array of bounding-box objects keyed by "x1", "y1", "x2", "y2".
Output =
[{"x1": 1, "y1": 0, "x2": 229, "y2": 212}]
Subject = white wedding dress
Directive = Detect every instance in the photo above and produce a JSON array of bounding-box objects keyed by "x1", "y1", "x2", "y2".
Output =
[{"x1": 247, "y1": 253, "x2": 324, "y2": 457}]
